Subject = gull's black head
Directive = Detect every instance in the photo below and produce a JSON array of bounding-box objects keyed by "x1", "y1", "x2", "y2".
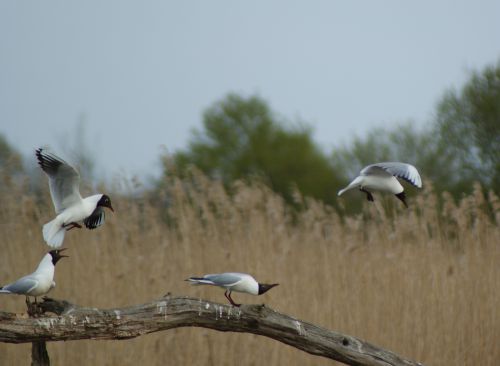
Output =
[
  {"x1": 98, "y1": 194, "x2": 114, "y2": 212},
  {"x1": 49, "y1": 248, "x2": 68, "y2": 265},
  {"x1": 258, "y1": 283, "x2": 279, "y2": 295}
]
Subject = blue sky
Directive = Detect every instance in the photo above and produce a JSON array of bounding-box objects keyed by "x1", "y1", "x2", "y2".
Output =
[{"x1": 1, "y1": 1, "x2": 499, "y2": 179}]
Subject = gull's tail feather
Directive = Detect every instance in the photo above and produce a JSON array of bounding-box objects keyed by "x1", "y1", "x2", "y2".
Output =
[
  {"x1": 186, "y1": 277, "x2": 214, "y2": 286},
  {"x1": 43, "y1": 218, "x2": 65, "y2": 248}
]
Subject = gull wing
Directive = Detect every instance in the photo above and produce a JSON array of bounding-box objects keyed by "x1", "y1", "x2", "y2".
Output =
[
  {"x1": 203, "y1": 273, "x2": 245, "y2": 287},
  {"x1": 36, "y1": 148, "x2": 82, "y2": 213},
  {"x1": 84, "y1": 207, "x2": 106, "y2": 229},
  {"x1": 361, "y1": 162, "x2": 422, "y2": 188},
  {"x1": 2, "y1": 276, "x2": 39, "y2": 295}
]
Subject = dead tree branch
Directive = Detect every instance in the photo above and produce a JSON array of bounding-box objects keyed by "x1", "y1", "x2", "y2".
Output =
[{"x1": 0, "y1": 296, "x2": 423, "y2": 366}]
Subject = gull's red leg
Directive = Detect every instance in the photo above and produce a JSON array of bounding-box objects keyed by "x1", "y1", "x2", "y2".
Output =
[
  {"x1": 224, "y1": 290, "x2": 231, "y2": 304},
  {"x1": 227, "y1": 292, "x2": 241, "y2": 307},
  {"x1": 64, "y1": 222, "x2": 83, "y2": 231}
]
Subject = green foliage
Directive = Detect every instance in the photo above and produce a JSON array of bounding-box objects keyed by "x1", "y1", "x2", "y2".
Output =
[
  {"x1": 334, "y1": 61, "x2": 500, "y2": 202},
  {"x1": 331, "y1": 123, "x2": 450, "y2": 211},
  {"x1": 332, "y1": 122, "x2": 459, "y2": 193},
  {"x1": 170, "y1": 93, "x2": 342, "y2": 206},
  {"x1": 435, "y1": 61, "x2": 500, "y2": 192},
  {"x1": 165, "y1": 61, "x2": 500, "y2": 211}
]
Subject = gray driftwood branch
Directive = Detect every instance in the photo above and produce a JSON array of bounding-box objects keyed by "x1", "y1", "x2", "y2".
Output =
[{"x1": 0, "y1": 296, "x2": 423, "y2": 366}]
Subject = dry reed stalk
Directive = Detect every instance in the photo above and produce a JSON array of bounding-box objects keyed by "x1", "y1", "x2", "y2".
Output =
[{"x1": 0, "y1": 172, "x2": 498, "y2": 365}]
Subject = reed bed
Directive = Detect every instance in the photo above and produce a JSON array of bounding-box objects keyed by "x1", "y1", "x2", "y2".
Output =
[{"x1": 0, "y1": 172, "x2": 498, "y2": 365}]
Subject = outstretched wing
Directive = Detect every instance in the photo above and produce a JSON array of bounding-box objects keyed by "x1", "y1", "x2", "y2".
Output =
[
  {"x1": 361, "y1": 162, "x2": 422, "y2": 188},
  {"x1": 36, "y1": 148, "x2": 82, "y2": 213},
  {"x1": 84, "y1": 207, "x2": 105, "y2": 229}
]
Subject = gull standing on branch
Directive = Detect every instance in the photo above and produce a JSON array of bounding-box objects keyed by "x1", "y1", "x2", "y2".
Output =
[
  {"x1": 0, "y1": 249, "x2": 68, "y2": 302},
  {"x1": 337, "y1": 162, "x2": 422, "y2": 207},
  {"x1": 186, "y1": 272, "x2": 279, "y2": 307},
  {"x1": 36, "y1": 148, "x2": 114, "y2": 248}
]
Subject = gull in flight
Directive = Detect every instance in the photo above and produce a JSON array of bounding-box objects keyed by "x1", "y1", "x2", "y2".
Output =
[
  {"x1": 36, "y1": 148, "x2": 114, "y2": 248},
  {"x1": 186, "y1": 272, "x2": 279, "y2": 306},
  {"x1": 338, "y1": 162, "x2": 422, "y2": 207},
  {"x1": 0, "y1": 249, "x2": 68, "y2": 302}
]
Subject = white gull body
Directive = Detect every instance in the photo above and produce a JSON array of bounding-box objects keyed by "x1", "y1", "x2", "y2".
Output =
[
  {"x1": 0, "y1": 250, "x2": 67, "y2": 299},
  {"x1": 338, "y1": 162, "x2": 422, "y2": 207},
  {"x1": 186, "y1": 272, "x2": 278, "y2": 306},
  {"x1": 36, "y1": 148, "x2": 113, "y2": 248}
]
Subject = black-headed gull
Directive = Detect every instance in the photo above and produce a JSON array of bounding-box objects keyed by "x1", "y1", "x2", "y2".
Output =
[
  {"x1": 0, "y1": 249, "x2": 68, "y2": 301},
  {"x1": 338, "y1": 162, "x2": 422, "y2": 207},
  {"x1": 36, "y1": 148, "x2": 114, "y2": 248},
  {"x1": 186, "y1": 272, "x2": 279, "y2": 307}
]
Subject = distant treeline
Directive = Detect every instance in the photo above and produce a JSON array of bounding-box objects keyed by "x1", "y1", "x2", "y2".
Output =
[
  {"x1": 1, "y1": 61, "x2": 499, "y2": 213},
  {"x1": 169, "y1": 60, "x2": 500, "y2": 211}
]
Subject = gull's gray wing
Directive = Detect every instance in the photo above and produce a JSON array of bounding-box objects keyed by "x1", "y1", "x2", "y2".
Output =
[
  {"x1": 36, "y1": 148, "x2": 82, "y2": 213},
  {"x1": 203, "y1": 273, "x2": 245, "y2": 286},
  {"x1": 361, "y1": 162, "x2": 422, "y2": 188},
  {"x1": 1, "y1": 276, "x2": 38, "y2": 295},
  {"x1": 83, "y1": 207, "x2": 105, "y2": 229}
]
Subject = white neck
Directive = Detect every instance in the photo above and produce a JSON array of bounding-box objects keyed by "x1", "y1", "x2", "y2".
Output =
[
  {"x1": 35, "y1": 253, "x2": 55, "y2": 274},
  {"x1": 84, "y1": 194, "x2": 103, "y2": 205}
]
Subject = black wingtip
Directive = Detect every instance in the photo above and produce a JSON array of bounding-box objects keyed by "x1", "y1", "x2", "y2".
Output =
[
  {"x1": 35, "y1": 147, "x2": 62, "y2": 173},
  {"x1": 35, "y1": 148, "x2": 43, "y2": 163},
  {"x1": 395, "y1": 192, "x2": 408, "y2": 208}
]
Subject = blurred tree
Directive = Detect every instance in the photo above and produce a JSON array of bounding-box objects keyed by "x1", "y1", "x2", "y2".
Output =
[
  {"x1": 332, "y1": 123, "x2": 459, "y2": 191},
  {"x1": 170, "y1": 93, "x2": 342, "y2": 206},
  {"x1": 333, "y1": 61, "x2": 500, "y2": 202},
  {"x1": 164, "y1": 61, "x2": 500, "y2": 212},
  {"x1": 331, "y1": 123, "x2": 459, "y2": 211},
  {"x1": 435, "y1": 61, "x2": 500, "y2": 192}
]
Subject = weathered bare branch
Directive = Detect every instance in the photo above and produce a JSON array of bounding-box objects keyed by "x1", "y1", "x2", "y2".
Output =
[{"x1": 0, "y1": 296, "x2": 423, "y2": 366}]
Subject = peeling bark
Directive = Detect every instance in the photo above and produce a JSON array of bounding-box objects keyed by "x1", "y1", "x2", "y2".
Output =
[{"x1": 0, "y1": 296, "x2": 424, "y2": 366}]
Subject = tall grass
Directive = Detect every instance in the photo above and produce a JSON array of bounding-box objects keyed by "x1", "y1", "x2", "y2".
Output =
[{"x1": 0, "y1": 171, "x2": 498, "y2": 365}]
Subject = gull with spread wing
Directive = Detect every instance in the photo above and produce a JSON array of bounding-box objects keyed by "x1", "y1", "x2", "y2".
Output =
[
  {"x1": 338, "y1": 162, "x2": 422, "y2": 207},
  {"x1": 36, "y1": 148, "x2": 114, "y2": 248}
]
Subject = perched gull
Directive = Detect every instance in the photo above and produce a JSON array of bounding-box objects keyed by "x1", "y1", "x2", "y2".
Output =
[
  {"x1": 338, "y1": 162, "x2": 422, "y2": 207},
  {"x1": 36, "y1": 148, "x2": 114, "y2": 248},
  {"x1": 186, "y1": 272, "x2": 279, "y2": 307},
  {"x1": 0, "y1": 249, "x2": 68, "y2": 301}
]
